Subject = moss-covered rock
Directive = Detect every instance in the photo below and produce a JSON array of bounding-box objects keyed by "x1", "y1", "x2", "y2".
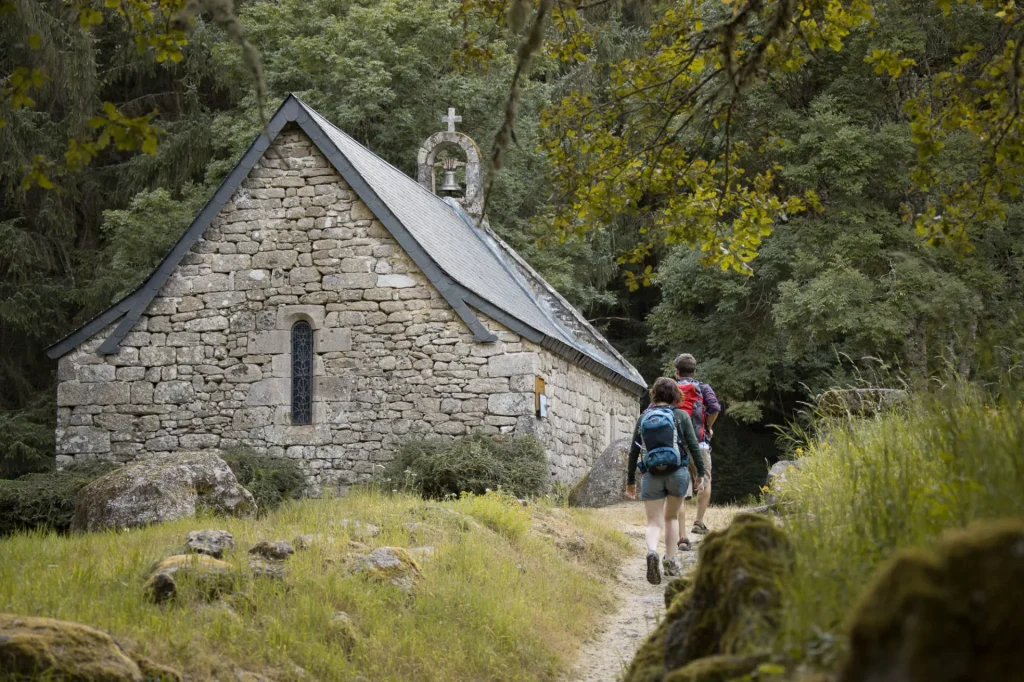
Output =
[
  {"x1": 839, "y1": 519, "x2": 1024, "y2": 682},
  {"x1": 663, "y1": 653, "x2": 770, "y2": 682},
  {"x1": 352, "y1": 546, "x2": 422, "y2": 591},
  {"x1": 0, "y1": 613, "x2": 143, "y2": 681},
  {"x1": 133, "y1": 655, "x2": 183, "y2": 681},
  {"x1": 327, "y1": 612, "x2": 358, "y2": 657},
  {"x1": 144, "y1": 554, "x2": 236, "y2": 604},
  {"x1": 664, "y1": 577, "x2": 691, "y2": 609},
  {"x1": 624, "y1": 514, "x2": 792, "y2": 682}
]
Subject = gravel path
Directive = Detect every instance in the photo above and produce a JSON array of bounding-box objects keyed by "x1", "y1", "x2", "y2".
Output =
[{"x1": 564, "y1": 503, "x2": 740, "y2": 682}]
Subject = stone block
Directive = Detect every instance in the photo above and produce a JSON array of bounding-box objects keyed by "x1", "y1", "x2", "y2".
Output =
[
  {"x1": 276, "y1": 305, "x2": 326, "y2": 329},
  {"x1": 176, "y1": 347, "x2": 206, "y2": 364},
  {"x1": 232, "y1": 406, "x2": 273, "y2": 430},
  {"x1": 145, "y1": 435, "x2": 178, "y2": 450},
  {"x1": 316, "y1": 376, "x2": 357, "y2": 401},
  {"x1": 488, "y1": 392, "x2": 534, "y2": 417},
  {"x1": 131, "y1": 382, "x2": 154, "y2": 404},
  {"x1": 202, "y1": 291, "x2": 247, "y2": 309},
  {"x1": 192, "y1": 273, "x2": 233, "y2": 294},
  {"x1": 178, "y1": 296, "x2": 204, "y2": 313},
  {"x1": 154, "y1": 381, "x2": 195, "y2": 405},
  {"x1": 57, "y1": 381, "x2": 130, "y2": 407},
  {"x1": 487, "y1": 352, "x2": 539, "y2": 377},
  {"x1": 252, "y1": 250, "x2": 298, "y2": 270},
  {"x1": 323, "y1": 273, "x2": 377, "y2": 290},
  {"x1": 351, "y1": 202, "x2": 375, "y2": 220},
  {"x1": 211, "y1": 254, "x2": 251, "y2": 272},
  {"x1": 225, "y1": 364, "x2": 263, "y2": 383},
  {"x1": 340, "y1": 258, "x2": 373, "y2": 273},
  {"x1": 146, "y1": 297, "x2": 178, "y2": 315},
  {"x1": 79, "y1": 364, "x2": 116, "y2": 383},
  {"x1": 465, "y1": 378, "x2": 509, "y2": 394},
  {"x1": 229, "y1": 311, "x2": 256, "y2": 333},
  {"x1": 116, "y1": 367, "x2": 146, "y2": 382},
  {"x1": 184, "y1": 315, "x2": 229, "y2": 332},
  {"x1": 160, "y1": 275, "x2": 192, "y2": 297},
  {"x1": 180, "y1": 434, "x2": 220, "y2": 449},
  {"x1": 376, "y1": 274, "x2": 416, "y2": 289},
  {"x1": 108, "y1": 348, "x2": 140, "y2": 366},
  {"x1": 316, "y1": 328, "x2": 352, "y2": 353},
  {"x1": 246, "y1": 378, "x2": 289, "y2": 406},
  {"x1": 236, "y1": 269, "x2": 271, "y2": 290},
  {"x1": 140, "y1": 347, "x2": 177, "y2": 367},
  {"x1": 248, "y1": 330, "x2": 289, "y2": 355},
  {"x1": 167, "y1": 332, "x2": 201, "y2": 347},
  {"x1": 56, "y1": 426, "x2": 111, "y2": 455},
  {"x1": 290, "y1": 267, "x2": 321, "y2": 285}
]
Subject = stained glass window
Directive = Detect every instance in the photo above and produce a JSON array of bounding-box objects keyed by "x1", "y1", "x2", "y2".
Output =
[{"x1": 291, "y1": 321, "x2": 313, "y2": 425}]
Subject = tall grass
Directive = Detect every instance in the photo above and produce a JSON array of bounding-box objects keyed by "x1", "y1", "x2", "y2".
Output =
[
  {"x1": 0, "y1": 489, "x2": 629, "y2": 681},
  {"x1": 775, "y1": 383, "x2": 1024, "y2": 654}
]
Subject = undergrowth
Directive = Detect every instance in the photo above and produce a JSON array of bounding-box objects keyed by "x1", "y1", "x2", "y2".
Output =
[
  {"x1": 0, "y1": 488, "x2": 629, "y2": 682},
  {"x1": 773, "y1": 383, "x2": 1024, "y2": 662}
]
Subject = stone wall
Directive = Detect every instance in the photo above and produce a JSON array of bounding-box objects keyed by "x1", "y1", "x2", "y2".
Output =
[{"x1": 55, "y1": 126, "x2": 640, "y2": 489}]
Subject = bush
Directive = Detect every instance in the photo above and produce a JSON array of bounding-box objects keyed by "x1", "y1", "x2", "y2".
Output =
[
  {"x1": 221, "y1": 447, "x2": 306, "y2": 513},
  {"x1": 383, "y1": 432, "x2": 549, "y2": 499},
  {"x1": 0, "y1": 461, "x2": 119, "y2": 535}
]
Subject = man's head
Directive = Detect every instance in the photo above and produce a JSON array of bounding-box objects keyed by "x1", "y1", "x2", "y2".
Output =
[{"x1": 674, "y1": 353, "x2": 697, "y2": 379}]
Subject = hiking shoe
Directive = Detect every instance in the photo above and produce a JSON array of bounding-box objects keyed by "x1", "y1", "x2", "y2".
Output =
[
  {"x1": 646, "y1": 551, "x2": 662, "y2": 585},
  {"x1": 692, "y1": 521, "x2": 710, "y2": 535},
  {"x1": 663, "y1": 556, "x2": 681, "y2": 577}
]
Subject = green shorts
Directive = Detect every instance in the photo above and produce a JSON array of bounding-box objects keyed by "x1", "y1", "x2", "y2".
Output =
[{"x1": 640, "y1": 466, "x2": 690, "y2": 501}]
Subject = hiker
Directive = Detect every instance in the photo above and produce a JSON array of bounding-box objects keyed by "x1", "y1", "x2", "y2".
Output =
[
  {"x1": 625, "y1": 377, "x2": 705, "y2": 585},
  {"x1": 674, "y1": 353, "x2": 721, "y2": 537}
]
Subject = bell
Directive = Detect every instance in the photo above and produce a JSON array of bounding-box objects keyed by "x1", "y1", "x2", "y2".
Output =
[{"x1": 437, "y1": 156, "x2": 462, "y2": 196}]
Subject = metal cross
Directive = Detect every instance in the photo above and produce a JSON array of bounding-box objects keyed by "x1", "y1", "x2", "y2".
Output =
[{"x1": 441, "y1": 107, "x2": 462, "y2": 133}]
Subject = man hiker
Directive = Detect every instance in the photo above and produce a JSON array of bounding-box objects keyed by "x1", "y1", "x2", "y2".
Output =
[
  {"x1": 674, "y1": 353, "x2": 721, "y2": 538},
  {"x1": 625, "y1": 377, "x2": 705, "y2": 585}
]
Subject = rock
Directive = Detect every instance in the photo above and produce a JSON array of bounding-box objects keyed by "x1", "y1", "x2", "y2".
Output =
[
  {"x1": 817, "y1": 388, "x2": 908, "y2": 417},
  {"x1": 352, "y1": 546, "x2": 422, "y2": 591},
  {"x1": 762, "y1": 459, "x2": 803, "y2": 508},
  {"x1": 839, "y1": 519, "x2": 1024, "y2": 682},
  {"x1": 665, "y1": 577, "x2": 690, "y2": 609},
  {"x1": 0, "y1": 613, "x2": 144, "y2": 681},
  {"x1": 249, "y1": 540, "x2": 295, "y2": 561},
  {"x1": 327, "y1": 612, "x2": 357, "y2": 656},
  {"x1": 145, "y1": 554, "x2": 236, "y2": 603},
  {"x1": 72, "y1": 451, "x2": 256, "y2": 532},
  {"x1": 248, "y1": 558, "x2": 286, "y2": 581},
  {"x1": 293, "y1": 534, "x2": 322, "y2": 550},
  {"x1": 624, "y1": 514, "x2": 792, "y2": 681},
  {"x1": 185, "y1": 529, "x2": 235, "y2": 559},
  {"x1": 134, "y1": 655, "x2": 184, "y2": 681},
  {"x1": 664, "y1": 653, "x2": 771, "y2": 682},
  {"x1": 334, "y1": 519, "x2": 381, "y2": 540},
  {"x1": 568, "y1": 437, "x2": 631, "y2": 507},
  {"x1": 558, "y1": 534, "x2": 588, "y2": 558}
]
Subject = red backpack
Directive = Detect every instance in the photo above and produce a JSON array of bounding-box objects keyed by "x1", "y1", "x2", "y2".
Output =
[{"x1": 676, "y1": 379, "x2": 706, "y2": 442}]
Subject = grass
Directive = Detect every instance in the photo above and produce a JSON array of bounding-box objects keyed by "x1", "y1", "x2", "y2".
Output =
[
  {"x1": 0, "y1": 488, "x2": 631, "y2": 682},
  {"x1": 772, "y1": 383, "x2": 1024, "y2": 660}
]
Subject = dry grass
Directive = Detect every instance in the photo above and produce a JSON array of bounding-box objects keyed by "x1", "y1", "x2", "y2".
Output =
[{"x1": 0, "y1": 489, "x2": 631, "y2": 682}]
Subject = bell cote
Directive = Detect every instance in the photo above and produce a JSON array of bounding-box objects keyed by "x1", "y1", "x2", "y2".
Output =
[{"x1": 417, "y1": 107, "x2": 484, "y2": 219}]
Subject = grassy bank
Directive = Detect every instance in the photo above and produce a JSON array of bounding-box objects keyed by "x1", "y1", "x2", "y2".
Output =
[
  {"x1": 775, "y1": 385, "x2": 1024, "y2": 657},
  {"x1": 0, "y1": 489, "x2": 630, "y2": 682}
]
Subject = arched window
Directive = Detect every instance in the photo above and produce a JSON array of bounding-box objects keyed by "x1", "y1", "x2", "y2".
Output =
[{"x1": 291, "y1": 321, "x2": 313, "y2": 425}]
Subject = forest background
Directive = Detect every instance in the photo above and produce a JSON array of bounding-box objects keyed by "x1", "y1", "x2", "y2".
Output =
[{"x1": 2, "y1": 0, "x2": 1022, "y2": 499}]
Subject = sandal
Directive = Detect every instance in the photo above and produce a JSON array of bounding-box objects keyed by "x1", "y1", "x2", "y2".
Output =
[
  {"x1": 691, "y1": 521, "x2": 710, "y2": 535},
  {"x1": 677, "y1": 536, "x2": 692, "y2": 551}
]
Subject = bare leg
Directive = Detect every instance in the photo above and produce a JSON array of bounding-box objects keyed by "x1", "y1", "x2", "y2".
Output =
[
  {"x1": 663, "y1": 495, "x2": 684, "y2": 561},
  {"x1": 643, "y1": 499, "x2": 665, "y2": 553},
  {"x1": 677, "y1": 500, "x2": 687, "y2": 545},
  {"x1": 695, "y1": 480, "x2": 711, "y2": 524}
]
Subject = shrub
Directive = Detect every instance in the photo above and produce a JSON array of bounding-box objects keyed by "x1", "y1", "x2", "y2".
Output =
[
  {"x1": 383, "y1": 432, "x2": 549, "y2": 499},
  {"x1": 0, "y1": 461, "x2": 119, "y2": 535},
  {"x1": 221, "y1": 447, "x2": 306, "y2": 513}
]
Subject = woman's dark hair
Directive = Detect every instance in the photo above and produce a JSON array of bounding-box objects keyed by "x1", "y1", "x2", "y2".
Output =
[{"x1": 650, "y1": 377, "x2": 681, "y2": 405}]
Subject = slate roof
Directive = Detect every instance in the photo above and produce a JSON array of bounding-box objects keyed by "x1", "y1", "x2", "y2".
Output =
[{"x1": 46, "y1": 95, "x2": 646, "y2": 395}]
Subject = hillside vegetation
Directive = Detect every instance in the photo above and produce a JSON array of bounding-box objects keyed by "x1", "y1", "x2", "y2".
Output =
[{"x1": 0, "y1": 489, "x2": 630, "y2": 682}]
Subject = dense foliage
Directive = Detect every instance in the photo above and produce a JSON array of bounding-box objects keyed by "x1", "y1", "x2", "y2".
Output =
[
  {"x1": 3, "y1": 0, "x2": 1024, "y2": 503},
  {"x1": 221, "y1": 447, "x2": 306, "y2": 513},
  {"x1": 0, "y1": 461, "x2": 119, "y2": 535},
  {"x1": 383, "y1": 432, "x2": 550, "y2": 499}
]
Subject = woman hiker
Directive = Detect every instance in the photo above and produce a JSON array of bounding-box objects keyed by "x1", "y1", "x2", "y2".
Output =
[{"x1": 625, "y1": 377, "x2": 706, "y2": 585}]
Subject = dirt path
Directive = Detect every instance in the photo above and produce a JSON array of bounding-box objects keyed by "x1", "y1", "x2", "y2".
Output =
[{"x1": 564, "y1": 503, "x2": 741, "y2": 682}]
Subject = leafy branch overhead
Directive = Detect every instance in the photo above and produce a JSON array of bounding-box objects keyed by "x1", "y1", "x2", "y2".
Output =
[
  {"x1": 455, "y1": 0, "x2": 1024, "y2": 276},
  {"x1": 0, "y1": 0, "x2": 264, "y2": 189}
]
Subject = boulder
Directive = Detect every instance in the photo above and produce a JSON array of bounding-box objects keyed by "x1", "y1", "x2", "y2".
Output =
[
  {"x1": 664, "y1": 653, "x2": 771, "y2": 682},
  {"x1": 249, "y1": 540, "x2": 295, "y2": 561},
  {"x1": 762, "y1": 459, "x2": 802, "y2": 508},
  {"x1": 817, "y1": 388, "x2": 908, "y2": 417},
  {"x1": 72, "y1": 451, "x2": 256, "y2": 532},
  {"x1": 145, "y1": 554, "x2": 236, "y2": 603},
  {"x1": 352, "y1": 547, "x2": 422, "y2": 591},
  {"x1": 185, "y1": 529, "x2": 236, "y2": 559},
  {"x1": 0, "y1": 613, "x2": 143, "y2": 681},
  {"x1": 568, "y1": 437, "x2": 632, "y2": 507},
  {"x1": 625, "y1": 514, "x2": 792, "y2": 682},
  {"x1": 839, "y1": 519, "x2": 1024, "y2": 682},
  {"x1": 327, "y1": 612, "x2": 357, "y2": 656}
]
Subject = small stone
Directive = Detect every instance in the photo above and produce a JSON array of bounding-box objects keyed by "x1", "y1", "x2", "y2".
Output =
[
  {"x1": 328, "y1": 611, "x2": 358, "y2": 656},
  {"x1": 352, "y1": 546, "x2": 422, "y2": 591},
  {"x1": 185, "y1": 530, "x2": 236, "y2": 559},
  {"x1": 249, "y1": 540, "x2": 295, "y2": 561},
  {"x1": 248, "y1": 558, "x2": 286, "y2": 580},
  {"x1": 145, "y1": 554, "x2": 236, "y2": 603}
]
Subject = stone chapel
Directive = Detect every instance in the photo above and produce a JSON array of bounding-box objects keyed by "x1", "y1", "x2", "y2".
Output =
[{"x1": 46, "y1": 95, "x2": 646, "y2": 489}]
